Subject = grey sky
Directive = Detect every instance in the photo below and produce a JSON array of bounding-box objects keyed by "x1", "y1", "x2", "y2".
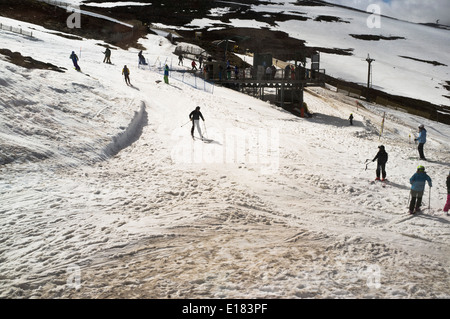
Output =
[{"x1": 325, "y1": 0, "x2": 450, "y2": 25}]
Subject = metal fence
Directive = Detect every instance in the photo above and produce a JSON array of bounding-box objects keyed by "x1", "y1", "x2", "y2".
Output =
[
  {"x1": 138, "y1": 57, "x2": 215, "y2": 94},
  {"x1": 166, "y1": 70, "x2": 215, "y2": 94},
  {"x1": 0, "y1": 23, "x2": 33, "y2": 37}
]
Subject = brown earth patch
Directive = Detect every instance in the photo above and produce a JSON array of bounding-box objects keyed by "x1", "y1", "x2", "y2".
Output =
[
  {"x1": 0, "y1": 48, "x2": 65, "y2": 72},
  {"x1": 315, "y1": 15, "x2": 349, "y2": 23},
  {"x1": 350, "y1": 34, "x2": 406, "y2": 41},
  {"x1": 0, "y1": 0, "x2": 147, "y2": 50},
  {"x1": 399, "y1": 55, "x2": 447, "y2": 67}
]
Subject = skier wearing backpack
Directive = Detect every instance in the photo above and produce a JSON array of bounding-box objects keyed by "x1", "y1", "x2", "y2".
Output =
[
  {"x1": 189, "y1": 106, "x2": 205, "y2": 139},
  {"x1": 408, "y1": 165, "x2": 432, "y2": 214},
  {"x1": 122, "y1": 65, "x2": 131, "y2": 85},
  {"x1": 372, "y1": 145, "x2": 388, "y2": 181}
]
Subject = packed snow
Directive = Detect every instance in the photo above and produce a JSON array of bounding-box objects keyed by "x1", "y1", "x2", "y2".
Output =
[{"x1": 0, "y1": 5, "x2": 449, "y2": 299}]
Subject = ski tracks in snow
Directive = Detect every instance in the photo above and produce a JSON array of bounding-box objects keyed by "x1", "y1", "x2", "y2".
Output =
[{"x1": 1, "y1": 69, "x2": 449, "y2": 298}]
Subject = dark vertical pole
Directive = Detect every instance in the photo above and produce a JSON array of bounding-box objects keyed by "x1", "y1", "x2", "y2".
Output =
[
  {"x1": 224, "y1": 39, "x2": 228, "y2": 62},
  {"x1": 300, "y1": 83, "x2": 304, "y2": 108},
  {"x1": 366, "y1": 54, "x2": 375, "y2": 102}
]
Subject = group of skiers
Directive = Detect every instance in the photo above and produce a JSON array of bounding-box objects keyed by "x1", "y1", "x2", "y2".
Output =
[
  {"x1": 190, "y1": 55, "x2": 211, "y2": 71},
  {"x1": 70, "y1": 46, "x2": 112, "y2": 72},
  {"x1": 70, "y1": 50, "x2": 449, "y2": 216},
  {"x1": 187, "y1": 107, "x2": 447, "y2": 216},
  {"x1": 370, "y1": 124, "x2": 448, "y2": 215},
  {"x1": 70, "y1": 48, "x2": 173, "y2": 86}
]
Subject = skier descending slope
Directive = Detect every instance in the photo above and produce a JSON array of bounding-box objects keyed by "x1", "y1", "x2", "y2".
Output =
[
  {"x1": 408, "y1": 165, "x2": 432, "y2": 214},
  {"x1": 122, "y1": 65, "x2": 131, "y2": 86},
  {"x1": 189, "y1": 106, "x2": 205, "y2": 140},
  {"x1": 70, "y1": 51, "x2": 80, "y2": 71}
]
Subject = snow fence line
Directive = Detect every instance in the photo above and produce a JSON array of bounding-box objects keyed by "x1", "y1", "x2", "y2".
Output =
[
  {"x1": 0, "y1": 23, "x2": 33, "y2": 37},
  {"x1": 104, "y1": 101, "x2": 146, "y2": 157}
]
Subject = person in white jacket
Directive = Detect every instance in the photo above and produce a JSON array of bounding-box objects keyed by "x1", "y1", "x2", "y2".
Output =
[{"x1": 414, "y1": 124, "x2": 427, "y2": 160}]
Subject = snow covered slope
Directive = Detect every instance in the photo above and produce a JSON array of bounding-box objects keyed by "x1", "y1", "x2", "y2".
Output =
[
  {"x1": 0, "y1": 12, "x2": 449, "y2": 299},
  {"x1": 89, "y1": 0, "x2": 449, "y2": 107}
]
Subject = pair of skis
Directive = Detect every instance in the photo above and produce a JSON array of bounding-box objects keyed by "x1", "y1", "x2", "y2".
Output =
[
  {"x1": 192, "y1": 136, "x2": 213, "y2": 143},
  {"x1": 370, "y1": 179, "x2": 388, "y2": 187}
]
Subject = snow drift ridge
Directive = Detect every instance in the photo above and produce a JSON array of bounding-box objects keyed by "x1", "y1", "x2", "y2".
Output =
[{"x1": 104, "y1": 101, "x2": 147, "y2": 157}]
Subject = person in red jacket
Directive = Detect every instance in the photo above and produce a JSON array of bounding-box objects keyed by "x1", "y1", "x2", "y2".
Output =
[{"x1": 444, "y1": 171, "x2": 450, "y2": 215}]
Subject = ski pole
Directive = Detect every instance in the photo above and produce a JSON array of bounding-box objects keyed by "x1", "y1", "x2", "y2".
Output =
[
  {"x1": 203, "y1": 121, "x2": 208, "y2": 138},
  {"x1": 181, "y1": 120, "x2": 191, "y2": 127},
  {"x1": 428, "y1": 187, "x2": 431, "y2": 210},
  {"x1": 407, "y1": 191, "x2": 411, "y2": 208},
  {"x1": 364, "y1": 159, "x2": 371, "y2": 171}
]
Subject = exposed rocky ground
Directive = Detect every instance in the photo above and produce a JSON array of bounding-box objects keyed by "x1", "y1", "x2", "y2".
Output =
[
  {"x1": 0, "y1": 0, "x2": 147, "y2": 49},
  {"x1": 1, "y1": 0, "x2": 449, "y2": 124},
  {"x1": 0, "y1": 48, "x2": 65, "y2": 72}
]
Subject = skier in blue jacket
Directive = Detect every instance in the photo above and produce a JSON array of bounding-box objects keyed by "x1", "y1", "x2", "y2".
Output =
[
  {"x1": 414, "y1": 124, "x2": 427, "y2": 160},
  {"x1": 70, "y1": 51, "x2": 80, "y2": 71},
  {"x1": 408, "y1": 165, "x2": 432, "y2": 214},
  {"x1": 164, "y1": 64, "x2": 169, "y2": 84}
]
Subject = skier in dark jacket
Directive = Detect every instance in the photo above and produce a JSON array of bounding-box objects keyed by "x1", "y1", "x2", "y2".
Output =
[
  {"x1": 444, "y1": 170, "x2": 450, "y2": 215},
  {"x1": 348, "y1": 113, "x2": 354, "y2": 125},
  {"x1": 70, "y1": 51, "x2": 80, "y2": 71},
  {"x1": 103, "y1": 47, "x2": 111, "y2": 64},
  {"x1": 372, "y1": 145, "x2": 388, "y2": 181},
  {"x1": 408, "y1": 165, "x2": 432, "y2": 214},
  {"x1": 138, "y1": 51, "x2": 147, "y2": 65},
  {"x1": 189, "y1": 106, "x2": 205, "y2": 139},
  {"x1": 122, "y1": 65, "x2": 131, "y2": 85}
]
